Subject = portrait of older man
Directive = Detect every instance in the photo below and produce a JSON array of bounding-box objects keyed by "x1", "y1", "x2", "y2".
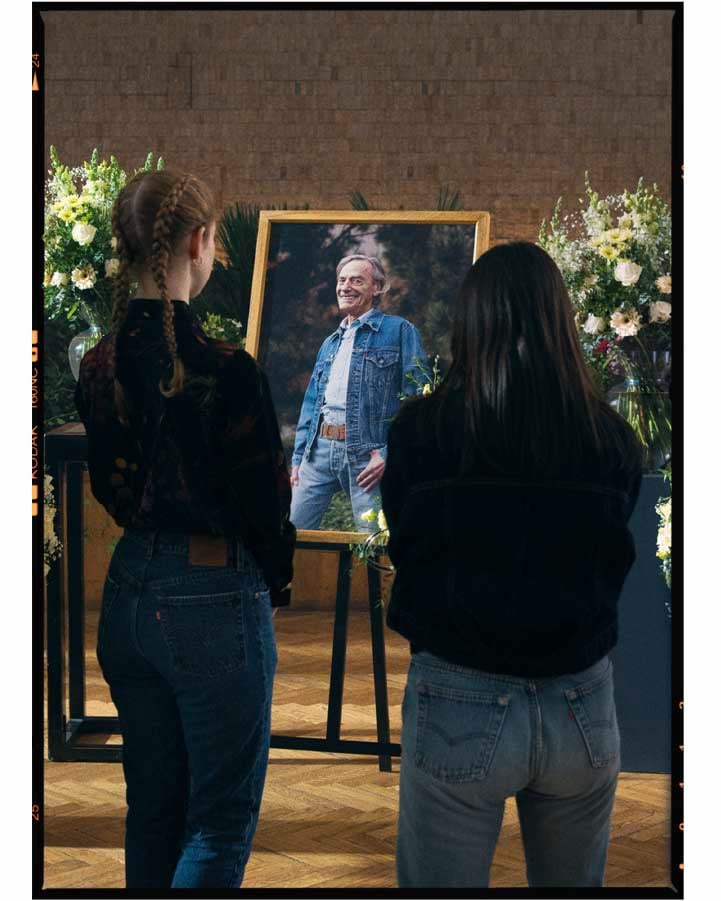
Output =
[{"x1": 290, "y1": 254, "x2": 430, "y2": 531}]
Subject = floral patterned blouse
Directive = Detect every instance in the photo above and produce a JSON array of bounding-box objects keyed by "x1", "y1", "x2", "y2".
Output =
[{"x1": 75, "y1": 298, "x2": 295, "y2": 605}]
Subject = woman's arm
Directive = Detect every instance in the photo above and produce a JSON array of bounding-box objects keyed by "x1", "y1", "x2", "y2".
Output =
[
  {"x1": 218, "y1": 352, "x2": 296, "y2": 606},
  {"x1": 379, "y1": 414, "x2": 411, "y2": 562}
]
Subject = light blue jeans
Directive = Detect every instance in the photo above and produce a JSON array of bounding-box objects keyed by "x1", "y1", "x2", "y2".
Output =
[
  {"x1": 290, "y1": 427, "x2": 380, "y2": 531},
  {"x1": 397, "y1": 651, "x2": 621, "y2": 888}
]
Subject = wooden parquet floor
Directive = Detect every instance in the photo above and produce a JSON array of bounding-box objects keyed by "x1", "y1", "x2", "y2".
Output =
[{"x1": 42, "y1": 607, "x2": 672, "y2": 889}]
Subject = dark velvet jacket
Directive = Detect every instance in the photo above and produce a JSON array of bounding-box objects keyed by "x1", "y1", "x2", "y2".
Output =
[
  {"x1": 379, "y1": 391, "x2": 643, "y2": 677},
  {"x1": 75, "y1": 298, "x2": 296, "y2": 606}
]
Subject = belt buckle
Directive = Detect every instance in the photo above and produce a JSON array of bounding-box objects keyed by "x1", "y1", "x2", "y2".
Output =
[{"x1": 189, "y1": 534, "x2": 228, "y2": 567}]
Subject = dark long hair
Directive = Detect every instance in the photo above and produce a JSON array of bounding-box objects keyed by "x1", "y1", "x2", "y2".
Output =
[{"x1": 420, "y1": 241, "x2": 632, "y2": 478}]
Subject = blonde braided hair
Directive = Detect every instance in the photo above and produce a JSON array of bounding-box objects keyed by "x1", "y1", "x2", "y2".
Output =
[
  {"x1": 106, "y1": 168, "x2": 216, "y2": 420},
  {"x1": 151, "y1": 173, "x2": 192, "y2": 397}
]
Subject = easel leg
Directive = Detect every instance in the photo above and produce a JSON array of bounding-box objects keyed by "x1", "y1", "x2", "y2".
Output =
[
  {"x1": 326, "y1": 549, "x2": 352, "y2": 744},
  {"x1": 367, "y1": 563, "x2": 392, "y2": 772}
]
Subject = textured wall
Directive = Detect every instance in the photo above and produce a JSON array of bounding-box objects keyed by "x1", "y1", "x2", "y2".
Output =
[{"x1": 42, "y1": 7, "x2": 673, "y2": 243}]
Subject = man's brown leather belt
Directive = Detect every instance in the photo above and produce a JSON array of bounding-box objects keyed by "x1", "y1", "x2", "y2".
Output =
[{"x1": 319, "y1": 422, "x2": 346, "y2": 440}]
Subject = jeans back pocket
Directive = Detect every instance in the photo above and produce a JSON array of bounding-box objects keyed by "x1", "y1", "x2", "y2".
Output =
[
  {"x1": 564, "y1": 664, "x2": 620, "y2": 768},
  {"x1": 415, "y1": 682, "x2": 510, "y2": 784},
  {"x1": 156, "y1": 587, "x2": 248, "y2": 679}
]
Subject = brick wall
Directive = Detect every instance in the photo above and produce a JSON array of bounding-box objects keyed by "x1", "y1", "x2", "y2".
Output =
[{"x1": 42, "y1": 7, "x2": 673, "y2": 244}]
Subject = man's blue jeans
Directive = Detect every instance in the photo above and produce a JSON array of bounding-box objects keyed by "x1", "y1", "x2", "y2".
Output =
[
  {"x1": 290, "y1": 433, "x2": 380, "y2": 531},
  {"x1": 96, "y1": 528, "x2": 276, "y2": 888},
  {"x1": 397, "y1": 651, "x2": 621, "y2": 888}
]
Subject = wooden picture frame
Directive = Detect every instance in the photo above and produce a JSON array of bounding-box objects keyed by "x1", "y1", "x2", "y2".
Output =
[{"x1": 246, "y1": 210, "x2": 491, "y2": 545}]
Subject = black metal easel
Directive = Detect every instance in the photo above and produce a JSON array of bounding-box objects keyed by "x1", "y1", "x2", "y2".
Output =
[{"x1": 45, "y1": 423, "x2": 401, "y2": 771}]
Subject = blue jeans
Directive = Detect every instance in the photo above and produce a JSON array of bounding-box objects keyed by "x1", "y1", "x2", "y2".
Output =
[
  {"x1": 397, "y1": 651, "x2": 620, "y2": 888},
  {"x1": 96, "y1": 528, "x2": 277, "y2": 889},
  {"x1": 290, "y1": 432, "x2": 380, "y2": 531}
]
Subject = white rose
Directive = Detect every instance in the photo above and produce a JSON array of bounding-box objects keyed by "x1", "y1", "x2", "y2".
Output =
[
  {"x1": 50, "y1": 271, "x2": 69, "y2": 287},
  {"x1": 71, "y1": 222, "x2": 97, "y2": 246},
  {"x1": 614, "y1": 260, "x2": 643, "y2": 287},
  {"x1": 582, "y1": 313, "x2": 606, "y2": 335},
  {"x1": 610, "y1": 308, "x2": 642, "y2": 338},
  {"x1": 71, "y1": 265, "x2": 97, "y2": 290},
  {"x1": 655, "y1": 274, "x2": 672, "y2": 294},
  {"x1": 649, "y1": 301, "x2": 672, "y2": 323},
  {"x1": 105, "y1": 258, "x2": 120, "y2": 279},
  {"x1": 657, "y1": 522, "x2": 672, "y2": 556}
]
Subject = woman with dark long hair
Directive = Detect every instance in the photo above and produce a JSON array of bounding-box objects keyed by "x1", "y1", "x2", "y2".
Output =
[
  {"x1": 75, "y1": 169, "x2": 296, "y2": 888},
  {"x1": 380, "y1": 241, "x2": 642, "y2": 888}
]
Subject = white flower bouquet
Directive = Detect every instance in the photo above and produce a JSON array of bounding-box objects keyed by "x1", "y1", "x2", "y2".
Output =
[
  {"x1": 538, "y1": 175, "x2": 672, "y2": 468},
  {"x1": 655, "y1": 467, "x2": 672, "y2": 593},
  {"x1": 44, "y1": 470, "x2": 62, "y2": 578},
  {"x1": 43, "y1": 146, "x2": 164, "y2": 332}
]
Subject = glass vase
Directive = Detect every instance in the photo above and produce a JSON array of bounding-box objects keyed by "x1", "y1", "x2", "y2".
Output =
[
  {"x1": 613, "y1": 377, "x2": 672, "y2": 471},
  {"x1": 68, "y1": 324, "x2": 103, "y2": 381}
]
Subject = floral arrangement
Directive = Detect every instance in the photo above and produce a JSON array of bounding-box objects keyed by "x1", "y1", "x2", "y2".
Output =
[
  {"x1": 403, "y1": 354, "x2": 441, "y2": 398},
  {"x1": 538, "y1": 175, "x2": 672, "y2": 468},
  {"x1": 44, "y1": 471, "x2": 62, "y2": 578},
  {"x1": 538, "y1": 174, "x2": 671, "y2": 394},
  {"x1": 200, "y1": 312, "x2": 245, "y2": 347},
  {"x1": 44, "y1": 146, "x2": 164, "y2": 332},
  {"x1": 656, "y1": 467, "x2": 672, "y2": 591}
]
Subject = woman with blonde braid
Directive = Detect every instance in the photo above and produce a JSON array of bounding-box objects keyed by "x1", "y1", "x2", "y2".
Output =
[{"x1": 75, "y1": 169, "x2": 296, "y2": 888}]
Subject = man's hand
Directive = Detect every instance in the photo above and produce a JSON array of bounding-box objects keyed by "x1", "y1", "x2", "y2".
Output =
[
  {"x1": 356, "y1": 448, "x2": 386, "y2": 492},
  {"x1": 291, "y1": 465, "x2": 300, "y2": 487}
]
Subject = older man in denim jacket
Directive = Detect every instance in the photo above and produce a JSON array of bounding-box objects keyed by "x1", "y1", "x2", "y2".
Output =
[{"x1": 290, "y1": 254, "x2": 430, "y2": 531}]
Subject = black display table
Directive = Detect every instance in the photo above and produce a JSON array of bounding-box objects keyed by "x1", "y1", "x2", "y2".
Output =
[{"x1": 611, "y1": 472, "x2": 673, "y2": 774}]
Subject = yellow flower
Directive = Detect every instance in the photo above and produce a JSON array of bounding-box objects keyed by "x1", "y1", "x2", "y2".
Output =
[
  {"x1": 58, "y1": 207, "x2": 77, "y2": 223},
  {"x1": 589, "y1": 235, "x2": 605, "y2": 248},
  {"x1": 422, "y1": 383, "x2": 432, "y2": 395},
  {"x1": 598, "y1": 245, "x2": 619, "y2": 261},
  {"x1": 360, "y1": 509, "x2": 377, "y2": 523},
  {"x1": 378, "y1": 509, "x2": 388, "y2": 532},
  {"x1": 605, "y1": 228, "x2": 624, "y2": 244}
]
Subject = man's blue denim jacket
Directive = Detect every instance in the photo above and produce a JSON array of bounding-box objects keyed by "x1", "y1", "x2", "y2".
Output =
[{"x1": 292, "y1": 307, "x2": 430, "y2": 467}]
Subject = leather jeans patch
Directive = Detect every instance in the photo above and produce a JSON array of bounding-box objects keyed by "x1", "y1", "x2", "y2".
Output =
[{"x1": 188, "y1": 534, "x2": 228, "y2": 567}]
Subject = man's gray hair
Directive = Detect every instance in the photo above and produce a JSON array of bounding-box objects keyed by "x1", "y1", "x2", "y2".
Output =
[{"x1": 336, "y1": 254, "x2": 389, "y2": 304}]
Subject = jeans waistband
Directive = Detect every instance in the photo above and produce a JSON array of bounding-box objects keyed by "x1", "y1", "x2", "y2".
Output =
[
  {"x1": 411, "y1": 650, "x2": 611, "y2": 687},
  {"x1": 122, "y1": 527, "x2": 255, "y2": 571}
]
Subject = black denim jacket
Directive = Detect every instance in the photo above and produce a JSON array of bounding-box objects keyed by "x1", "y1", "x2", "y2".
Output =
[
  {"x1": 75, "y1": 299, "x2": 296, "y2": 606},
  {"x1": 379, "y1": 391, "x2": 643, "y2": 676}
]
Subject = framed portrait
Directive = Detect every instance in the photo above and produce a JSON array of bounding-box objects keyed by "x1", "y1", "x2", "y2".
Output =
[{"x1": 246, "y1": 211, "x2": 491, "y2": 543}]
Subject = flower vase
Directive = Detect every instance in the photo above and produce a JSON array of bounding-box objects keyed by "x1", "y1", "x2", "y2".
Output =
[
  {"x1": 613, "y1": 377, "x2": 672, "y2": 471},
  {"x1": 68, "y1": 323, "x2": 103, "y2": 381}
]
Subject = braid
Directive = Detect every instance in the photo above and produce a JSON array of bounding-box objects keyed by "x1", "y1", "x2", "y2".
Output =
[
  {"x1": 153, "y1": 174, "x2": 191, "y2": 397},
  {"x1": 109, "y1": 204, "x2": 133, "y2": 426}
]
